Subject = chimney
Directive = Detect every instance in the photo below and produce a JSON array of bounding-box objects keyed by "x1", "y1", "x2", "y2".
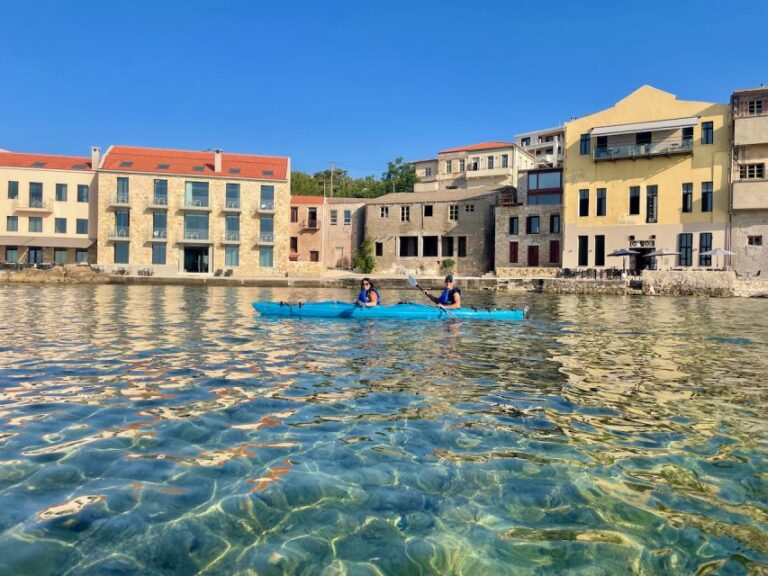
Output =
[
  {"x1": 214, "y1": 149, "x2": 223, "y2": 173},
  {"x1": 91, "y1": 146, "x2": 101, "y2": 169}
]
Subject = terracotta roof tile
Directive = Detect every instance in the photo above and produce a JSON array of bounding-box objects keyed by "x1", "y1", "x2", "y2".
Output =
[
  {"x1": 439, "y1": 141, "x2": 516, "y2": 154},
  {"x1": 0, "y1": 151, "x2": 92, "y2": 171},
  {"x1": 101, "y1": 146, "x2": 288, "y2": 180},
  {"x1": 291, "y1": 195, "x2": 325, "y2": 205}
]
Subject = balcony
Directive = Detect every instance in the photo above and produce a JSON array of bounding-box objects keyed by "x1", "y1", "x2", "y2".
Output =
[
  {"x1": 466, "y1": 166, "x2": 514, "y2": 178},
  {"x1": 180, "y1": 199, "x2": 211, "y2": 212},
  {"x1": 108, "y1": 194, "x2": 131, "y2": 209},
  {"x1": 148, "y1": 196, "x2": 169, "y2": 210},
  {"x1": 147, "y1": 230, "x2": 168, "y2": 242},
  {"x1": 734, "y1": 115, "x2": 768, "y2": 146},
  {"x1": 223, "y1": 200, "x2": 241, "y2": 213},
  {"x1": 222, "y1": 231, "x2": 240, "y2": 244},
  {"x1": 300, "y1": 220, "x2": 320, "y2": 231},
  {"x1": 733, "y1": 180, "x2": 768, "y2": 210},
  {"x1": 594, "y1": 139, "x2": 693, "y2": 162},
  {"x1": 13, "y1": 199, "x2": 53, "y2": 213},
  {"x1": 108, "y1": 228, "x2": 131, "y2": 241},
  {"x1": 180, "y1": 230, "x2": 210, "y2": 244},
  {"x1": 256, "y1": 201, "x2": 275, "y2": 214},
  {"x1": 257, "y1": 233, "x2": 275, "y2": 245}
]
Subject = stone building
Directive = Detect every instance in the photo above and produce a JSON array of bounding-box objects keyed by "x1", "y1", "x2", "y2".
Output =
[
  {"x1": 96, "y1": 146, "x2": 290, "y2": 276},
  {"x1": 516, "y1": 127, "x2": 564, "y2": 168},
  {"x1": 730, "y1": 86, "x2": 768, "y2": 276},
  {"x1": 0, "y1": 149, "x2": 97, "y2": 265},
  {"x1": 325, "y1": 197, "x2": 366, "y2": 269},
  {"x1": 412, "y1": 142, "x2": 536, "y2": 194},
  {"x1": 495, "y1": 168, "x2": 563, "y2": 275},
  {"x1": 364, "y1": 189, "x2": 500, "y2": 276},
  {"x1": 288, "y1": 195, "x2": 325, "y2": 267}
]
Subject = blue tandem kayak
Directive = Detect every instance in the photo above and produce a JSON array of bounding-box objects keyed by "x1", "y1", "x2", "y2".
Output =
[{"x1": 252, "y1": 301, "x2": 527, "y2": 321}]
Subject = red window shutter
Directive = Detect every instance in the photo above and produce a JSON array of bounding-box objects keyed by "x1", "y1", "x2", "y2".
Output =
[
  {"x1": 549, "y1": 240, "x2": 560, "y2": 264},
  {"x1": 509, "y1": 241, "x2": 518, "y2": 264}
]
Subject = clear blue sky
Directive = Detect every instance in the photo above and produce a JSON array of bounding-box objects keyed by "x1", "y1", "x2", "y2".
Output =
[{"x1": 2, "y1": 0, "x2": 765, "y2": 177}]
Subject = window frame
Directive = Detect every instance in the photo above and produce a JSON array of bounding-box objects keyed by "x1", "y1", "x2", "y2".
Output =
[
  {"x1": 579, "y1": 189, "x2": 589, "y2": 217},
  {"x1": 701, "y1": 181, "x2": 713, "y2": 213},
  {"x1": 682, "y1": 183, "x2": 693, "y2": 213},
  {"x1": 701, "y1": 121, "x2": 714, "y2": 145},
  {"x1": 596, "y1": 188, "x2": 606, "y2": 216}
]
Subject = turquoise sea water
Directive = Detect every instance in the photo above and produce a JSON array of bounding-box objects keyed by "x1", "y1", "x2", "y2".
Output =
[{"x1": 0, "y1": 284, "x2": 766, "y2": 575}]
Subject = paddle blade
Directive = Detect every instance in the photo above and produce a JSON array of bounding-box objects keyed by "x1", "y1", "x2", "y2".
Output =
[{"x1": 407, "y1": 275, "x2": 418, "y2": 288}]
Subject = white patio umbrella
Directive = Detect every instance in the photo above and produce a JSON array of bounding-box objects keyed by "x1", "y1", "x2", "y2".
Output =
[
  {"x1": 700, "y1": 248, "x2": 735, "y2": 270},
  {"x1": 607, "y1": 248, "x2": 640, "y2": 272},
  {"x1": 644, "y1": 249, "x2": 681, "y2": 270}
]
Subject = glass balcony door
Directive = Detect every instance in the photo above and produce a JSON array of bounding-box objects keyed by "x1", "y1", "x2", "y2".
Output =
[
  {"x1": 184, "y1": 213, "x2": 209, "y2": 240},
  {"x1": 185, "y1": 182, "x2": 209, "y2": 207}
]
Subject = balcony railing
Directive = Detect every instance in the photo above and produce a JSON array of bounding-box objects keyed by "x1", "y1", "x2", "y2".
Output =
[
  {"x1": 223, "y1": 200, "x2": 241, "y2": 212},
  {"x1": 182, "y1": 230, "x2": 210, "y2": 241},
  {"x1": 258, "y1": 201, "x2": 275, "y2": 213},
  {"x1": 181, "y1": 199, "x2": 210, "y2": 211},
  {"x1": 258, "y1": 233, "x2": 275, "y2": 244},
  {"x1": 300, "y1": 220, "x2": 320, "y2": 231},
  {"x1": 148, "y1": 229, "x2": 167, "y2": 242},
  {"x1": 594, "y1": 139, "x2": 693, "y2": 161},
  {"x1": 13, "y1": 199, "x2": 53, "y2": 212},
  {"x1": 148, "y1": 196, "x2": 168, "y2": 209},
  {"x1": 109, "y1": 194, "x2": 131, "y2": 207},
  {"x1": 108, "y1": 228, "x2": 130, "y2": 241},
  {"x1": 223, "y1": 231, "x2": 240, "y2": 243}
]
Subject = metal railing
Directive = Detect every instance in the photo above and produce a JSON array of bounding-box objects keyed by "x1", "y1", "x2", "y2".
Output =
[
  {"x1": 108, "y1": 228, "x2": 130, "y2": 240},
  {"x1": 224, "y1": 231, "x2": 240, "y2": 242},
  {"x1": 182, "y1": 199, "x2": 210, "y2": 209},
  {"x1": 259, "y1": 201, "x2": 275, "y2": 211},
  {"x1": 259, "y1": 233, "x2": 274, "y2": 243},
  {"x1": 224, "y1": 200, "x2": 241, "y2": 210},
  {"x1": 111, "y1": 193, "x2": 130, "y2": 205},
  {"x1": 13, "y1": 198, "x2": 52, "y2": 211},
  {"x1": 149, "y1": 229, "x2": 167, "y2": 241},
  {"x1": 300, "y1": 220, "x2": 320, "y2": 230},
  {"x1": 149, "y1": 196, "x2": 168, "y2": 207},
  {"x1": 594, "y1": 139, "x2": 693, "y2": 161},
  {"x1": 183, "y1": 230, "x2": 209, "y2": 241}
]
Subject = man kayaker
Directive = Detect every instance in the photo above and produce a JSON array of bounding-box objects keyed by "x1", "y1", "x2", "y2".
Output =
[
  {"x1": 422, "y1": 274, "x2": 461, "y2": 310},
  {"x1": 357, "y1": 278, "x2": 381, "y2": 307}
]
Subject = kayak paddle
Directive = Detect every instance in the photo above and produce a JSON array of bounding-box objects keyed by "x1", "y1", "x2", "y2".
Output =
[{"x1": 407, "y1": 275, "x2": 456, "y2": 319}]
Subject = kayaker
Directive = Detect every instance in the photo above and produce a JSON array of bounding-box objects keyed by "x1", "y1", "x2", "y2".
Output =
[
  {"x1": 423, "y1": 274, "x2": 461, "y2": 310},
  {"x1": 357, "y1": 278, "x2": 381, "y2": 307}
]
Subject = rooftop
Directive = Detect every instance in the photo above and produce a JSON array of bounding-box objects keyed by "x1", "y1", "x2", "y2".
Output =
[
  {"x1": 438, "y1": 141, "x2": 516, "y2": 154},
  {"x1": 0, "y1": 151, "x2": 92, "y2": 171},
  {"x1": 291, "y1": 195, "x2": 325, "y2": 205},
  {"x1": 365, "y1": 188, "x2": 499, "y2": 205},
  {"x1": 101, "y1": 146, "x2": 288, "y2": 180}
]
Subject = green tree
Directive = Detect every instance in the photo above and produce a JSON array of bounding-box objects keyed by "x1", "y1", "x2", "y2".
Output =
[
  {"x1": 291, "y1": 171, "x2": 323, "y2": 196},
  {"x1": 381, "y1": 156, "x2": 416, "y2": 193},
  {"x1": 353, "y1": 237, "x2": 376, "y2": 273}
]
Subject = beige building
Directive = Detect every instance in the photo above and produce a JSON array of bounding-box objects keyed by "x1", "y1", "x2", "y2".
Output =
[
  {"x1": 730, "y1": 87, "x2": 768, "y2": 276},
  {"x1": 96, "y1": 146, "x2": 290, "y2": 276},
  {"x1": 364, "y1": 189, "x2": 500, "y2": 276},
  {"x1": 495, "y1": 168, "x2": 563, "y2": 274},
  {"x1": 412, "y1": 142, "x2": 536, "y2": 193},
  {"x1": 563, "y1": 86, "x2": 730, "y2": 271},
  {"x1": 0, "y1": 150, "x2": 97, "y2": 265},
  {"x1": 288, "y1": 195, "x2": 325, "y2": 265},
  {"x1": 516, "y1": 126, "x2": 565, "y2": 168}
]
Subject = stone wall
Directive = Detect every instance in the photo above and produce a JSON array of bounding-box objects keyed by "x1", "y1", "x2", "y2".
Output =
[
  {"x1": 641, "y1": 270, "x2": 734, "y2": 296},
  {"x1": 495, "y1": 266, "x2": 560, "y2": 278}
]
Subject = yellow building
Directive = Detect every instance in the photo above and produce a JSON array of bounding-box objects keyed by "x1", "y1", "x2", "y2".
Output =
[
  {"x1": 96, "y1": 146, "x2": 290, "y2": 276},
  {"x1": 0, "y1": 150, "x2": 97, "y2": 265},
  {"x1": 563, "y1": 86, "x2": 730, "y2": 271}
]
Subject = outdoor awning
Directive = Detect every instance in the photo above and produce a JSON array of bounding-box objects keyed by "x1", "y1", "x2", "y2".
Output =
[
  {"x1": 0, "y1": 236, "x2": 94, "y2": 249},
  {"x1": 590, "y1": 116, "x2": 699, "y2": 137}
]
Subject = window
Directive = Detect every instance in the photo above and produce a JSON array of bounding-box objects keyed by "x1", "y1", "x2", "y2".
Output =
[
  {"x1": 596, "y1": 136, "x2": 607, "y2": 154},
  {"x1": 184, "y1": 213, "x2": 208, "y2": 239},
  {"x1": 260, "y1": 185, "x2": 275, "y2": 210},
  {"x1": 740, "y1": 164, "x2": 765, "y2": 179},
  {"x1": 114, "y1": 242, "x2": 129, "y2": 264},
  {"x1": 701, "y1": 182, "x2": 713, "y2": 213},
  {"x1": 55, "y1": 218, "x2": 67, "y2": 234},
  {"x1": 291, "y1": 207, "x2": 299, "y2": 222},
  {"x1": 528, "y1": 193, "x2": 562, "y2": 205},
  {"x1": 29, "y1": 217, "x2": 42, "y2": 233},
  {"x1": 54, "y1": 248, "x2": 67, "y2": 264},
  {"x1": 225, "y1": 246, "x2": 239, "y2": 266},
  {"x1": 152, "y1": 244, "x2": 166, "y2": 265},
  {"x1": 330, "y1": 210, "x2": 338, "y2": 225},
  {"x1": 636, "y1": 131, "x2": 652, "y2": 147},
  {"x1": 290, "y1": 237, "x2": 298, "y2": 253},
  {"x1": 449, "y1": 205, "x2": 459, "y2": 220},
  {"x1": 260, "y1": 215, "x2": 274, "y2": 240},
  {"x1": 509, "y1": 241, "x2": 519, "y2": 264},
  {"x1": 678, "y1": 233, "x2": 693, "y2": 266},
  {"x1": 56, "y1": 184, "x2": 68, "y2": 201},
  {"x1": 185, "y1": 181, "x2": 209, "y2": 207},
  {"x1": 424, "y1": 205, "x2": 433, "y2": 217},
  {"x1": 459, "y1": 159, "x2": 466, "y2": 172},
  {"x1": 509, "y1": 217, "x2": 518, "y2": 235},
  {"x1": 699, "y1": 233, "x2": 712, "y2": 266},
  {"x1": 629, "y1": 186, "x2": 641, "y2": 215},
  {"x1": 259, "y1": 246, "x2": 274, "y2": 267},
  {"x1": 77, "y1": 184, "x2": 89, "y2": 203},
  {"x1": 580, "y1": 134, "x2": 591, "y2": 155},
  {"x1": 117, "y1": 177, "x2": 129, "y2": 201},
  {"x1": 445, "y1": 160, "x2": 452, "y2": 174},
  {"x1": 309, "y1": 251, "x2": 319, "y2": 262},
  {"x1": 344, "y1": 210, "x2": 351, "y2": 225},
  {"x1": 380, "y1": 206, "x2": 389, "y2": 218},
  {"x1": 578, "y1": 236, "x2": 588, "y2": 266},
  {"x1": 465, "y1": 204, "x2": 474, "y2": 212},
  {"x1": 549, "y1": 240, "x2": 560, "y2": 264},
  {"x1": 526, "y1": 215, "x2": 540, "y2": 234},
  {"x1": 399, "y1": 236, "x2": 418, "y2": 257},
  {"x1": 154, "y1": 180, "x2": 168, "y2": 204},
  {"x1": 6, "y1": 247, "x2": 19, "y2": 262},
  {"x1": 225, "y1": 183, "x2": 240, "y2": 208},
  {"x1": 748, "y1": 100, "x2": 763, "y2": 115},
  {"x1": 595, "y1": 235, "x2": 605, "y2": 266},
  {"x1": 458, "y1": 236, "x2": 467, "y2": 257},
  {"x1": 596, "y1": 188, "x2": 606, "y2": 216},
  {"x1": 528, "y1": 171, "x2": 562, "y2": 190},
  {"x1": 8, "y1": 181, "x2": 18, "y2": 199},
  {"x1": 521, "y1": 137, "x2": 531, "y2": 147},
  {"x1": 682, "y1": 183, "x2": 693, "y2": 213},
  {"x1": 442, "y1": 237, "x2": 454, "y2": 257},
  {"x1": 579, "y1": 189, "x2": 589, "y2": 217},
  {"x1": 683, "y1": 126, "x2": 693, "y2": 146},
  {"x1": 76, "y1": 219, "x2": 88, "y2": 234},
  {"x1": 424, "y1": 167, "x2": 432, "y2": 177},
  {"x1": 550, "y1": 214, "x2": 560, "y2": 234},
  {"x1": 29, "y1": 182, "x2": 43, "y2": 206},
  {"x1": 702, "y1": 121, "x2": 713, "y2": 144},
  {"x1": 747, "y1": 235, "x2": 763, "y2": 246},
  {"x1": 154, "y1": 212, "x2": 168, "y2": 236},
  {"x1": 375, "y1": 242, "x2": 383, "y2": 256},
  {"x1": 487, "y1": 156, "x2": 494, "y2": 169},
  {"x1": 501, "y1": 154, "x2": 509, "y2": 168},
  {"x1": 115, "y1": 209, "x2": 130, "y2": 236},
  {"x1": 646, "y1": 185, "x2": 658, "y2": 223},
  {"x1": 7, "y1": 216, "x2": 17, "y2": 232},
  {"x1": 76, "y1": 249, "x2": 88, "y2": 264},
  {"x1": 423, "y1": 236, "x2": 438, "y2": 257},
  {"x1": 401, "y1": 206, "x2": 410, "y2": 222}
]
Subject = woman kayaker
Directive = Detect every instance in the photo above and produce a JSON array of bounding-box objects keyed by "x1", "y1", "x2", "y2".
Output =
[
  {"x1": 357, "y1": 278, "x2": 381, "y2": 307},
  {"x1": 423, "y1": 274, "x2": 461, "y2": 310}
]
